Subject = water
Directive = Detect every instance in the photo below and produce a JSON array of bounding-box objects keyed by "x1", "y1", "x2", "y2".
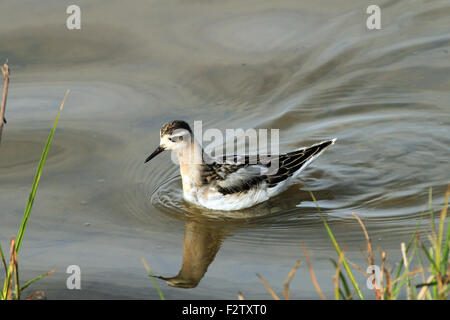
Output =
[{"x1": 0, "y1": 0, "x2": 449, "y2": 299}]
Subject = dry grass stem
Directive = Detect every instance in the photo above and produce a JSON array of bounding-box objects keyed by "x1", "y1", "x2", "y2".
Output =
[
  {"x1": 0, "y1": 60, "x2": 10, "y2": 143},
  {"x1": 417, "y1": 275, "x2": 434, "y2": 300},
  {"x1": 302, "y1": 244, "x2": 326, "y2": 300},
  {"x1": 283, "y1": 259, "x2": 302, "y2": 300},
  {"x1": 352, "y1": 213, "x2": 374, "y2": 266},
  {"x1": 256, "y1": 273, "x2": 280, "y2": 300}
]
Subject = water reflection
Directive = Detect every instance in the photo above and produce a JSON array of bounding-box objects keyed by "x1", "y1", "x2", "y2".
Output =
[
  {"x1": 1, "y1": 0, "x2": 449, "y2": 299},
  {"x1": 150, "y1": 185, "x2": 334, "y2": 289},
  {"x1": 154, "y1": 218, "x2": 230, "y2": 289}
]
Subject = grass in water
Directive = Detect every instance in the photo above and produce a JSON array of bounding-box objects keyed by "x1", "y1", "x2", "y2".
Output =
[
  {"x1": 304, "y1": 185, "x2": 364, "y2": 300},
  {"x1": 142, "y1": 258, "x2": 165, "y2": 300},
  {"x1": 253, "y1": 259, "x2": 302, "y2": 300},
  {"x1": 247, "y1": 184, "x2": 450, "y2": 300},
  {"x1": 0, "y1": 90, "x2": 69, "y2": 300}
]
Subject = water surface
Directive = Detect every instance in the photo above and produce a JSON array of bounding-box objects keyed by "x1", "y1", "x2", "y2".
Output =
[{"x1": 0, "y1": 0, "x2": 449, "y2": 299}]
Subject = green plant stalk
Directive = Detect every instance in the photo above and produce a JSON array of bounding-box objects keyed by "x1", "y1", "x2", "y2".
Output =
[
  {"x1": 330, "y1": 259, "x2": 352, "y2": 299},
  {"x1": 20, "y1": 270, "x2": 55, "y2": 292},
  {"x1": 14, "y1": 260, "x2": 19, "y2": 300},
  {"x1": 323, "y1": 219, "x2": 364, "y2": 300},
  {"x1": 427, "y1": 188, "x2": 439, "y2": 298},
  {"x1": 332, "y1": 258, "x2": 343, "y2": 300},
  {"x1": 427, "y1": 187, "x2": 450, "y2": 298},
  {"x1": 418, "y1": 243, "x2": 438, "y2": 299},
  {"x1": 442, "y1": 284, "x2": 450, "y2": 297},
  {"x1": 419, "y1": 243, "x2": 438, "y2": 273},
  {"x1": 148, "y1": 273, "x2": 165, "y2": 300},
  {"x1": 429, "y1": 188, "x2": 437, "y2": 241},
  {"x1": 148, "y1": 271, "x2": 165, "y2": 300},
  {"x1": 442, "y1": 220, "x2": 450, "y2": 277},
  {"x1": 0, "y1": 242, "x2": 7, "y2": 276},
  {"x1": 1, "y1": 90, "x2": 68, "y2": 300},
  {"x1": 15, "y1": 90, "x2": 69, "y2": 252},
  {"x1": 391, "y1": 216, "x2": 422, "y2": 298},
  {"x1": 438, "y1": 186, "x2": 449, "y2": 275},
  {"x1": 305, "y1": 187, "x2": 364, "y2": 300},
  {"x1": 428, "y1": 188, "x2": 441, "y2": 277},
  {"x1": 438, "y1": 189, "x2": 448, "y2": 259},
  {"x1": 334, "y1": 275, "x2": 340, "y2": 300},
  {"x1": 141, "y1": 258, "x2": 165, "y2": 300},
  {"x1": 429, "y1": 248, "x2": 439, "y2": 298},
  {"x1": 414, "y1": 240, "x2": 432, "y2": 300},
  {"x1": 401, "y1": 242, "x2": 419, "y2": 300}
]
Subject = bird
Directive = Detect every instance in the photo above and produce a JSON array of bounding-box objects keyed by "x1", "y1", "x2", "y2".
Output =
[{"x1": 145, "y1": 120, "x2": 336, "y2": 211}]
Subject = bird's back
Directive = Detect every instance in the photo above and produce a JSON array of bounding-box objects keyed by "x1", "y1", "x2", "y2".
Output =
[{"x1": 189, "y1": 139, "x2": 336, "y2": 210}]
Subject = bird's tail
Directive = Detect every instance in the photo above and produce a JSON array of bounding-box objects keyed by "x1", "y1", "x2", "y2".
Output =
[{"x1": 289, "y1": 138, "x2": 337, "y2": 178}]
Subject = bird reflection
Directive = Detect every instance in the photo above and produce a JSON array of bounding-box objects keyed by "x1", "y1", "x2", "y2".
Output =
[
  {"x1": 150, "y1": 184, "x2": 331, "y2": 288},
  {"x1": 154, "y1": 218, "x2": 230, "y2": 288}
]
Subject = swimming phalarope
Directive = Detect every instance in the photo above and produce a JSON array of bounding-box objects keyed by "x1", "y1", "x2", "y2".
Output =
[{"x1": 145, "y1": 120, "x2": 336, "y2": 211}]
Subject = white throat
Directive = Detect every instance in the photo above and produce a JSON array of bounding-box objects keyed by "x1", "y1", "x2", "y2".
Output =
[
  {"x1": 175, "y1": 137, "x2": 203, "y2": 166},
  {"x1": 175, "y1": 137, "x2": 205, "y2": 191}
]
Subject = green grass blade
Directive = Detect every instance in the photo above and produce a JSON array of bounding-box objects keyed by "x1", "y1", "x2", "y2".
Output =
[
  {"x1": 438, "y1": 186, "x2": 449, "y2": 254},
  {"x1": 401, "y1": 242, "x2": 419, "y2": 300},
  {"x1": 14, "y1": 259, "x2": 19, "y2": 300},
  {"x1": 149, "y1": 273, "x2": 165, "y2": 300},
  {"x1": 141, "y1": 258, "x2": 165, "y2": 300},
  {"x1": 0, "y1": 242, "x2": 7, "y2": 299},
  {"x1": 415, "y1": 242, "x2": 433, "y2": 300},
  {"x1": 338, "y1": 288, "x2": 347, "y2": 300},
  {"x1": 419, "y1": 242, "x2": 438, "y2": 273},
  {"x1": 20, "y1": 270, "x2": 55, "y2": 292},
  {"x1": 330, "y1": 258, "x2": 352, "y2": 299},
  {"x1": 429, "y1": 187, "x2": 436, "y2": 239},
  {"x1": 439, "y1": 185, "x2": 449, "y2": 272},
  {"x1": 305, "y1": 187, "x2": 364, "y2": 300},
  {"x1": 440, "y1": 284, "x2": 450, "y2": 297},
  {"x1": 427, "y1": 188, "x2": 439, "y2": 298},
  {"x1": 391, "y1": 237, "x2": 415, "y2": 299},
  {"x1": 392, "y1": 218, "x2": 421, "y2": 295},
  {"x1": 1, "y1": 90, "x2": 68, "y2": 299},
  {"x1": 0, "y1": 242, "x2": 7, "y2": 276},
  {"x1": 15, "y1": 90, "x2": 69, "y2": 252},
  {"x1": 442, "y1": 220, "x2": 450, "y2": 274}
]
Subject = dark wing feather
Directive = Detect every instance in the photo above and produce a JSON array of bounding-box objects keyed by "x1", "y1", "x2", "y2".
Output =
[
  {"x1": 266, "y1": 140, "x2": 334, "y2": 187},
  {"x1": 201, "y1": 161, "x2": 267, "y2": 195},
  {"x1": 201, "y1": 140, "x2": 335, "y2": 194}
]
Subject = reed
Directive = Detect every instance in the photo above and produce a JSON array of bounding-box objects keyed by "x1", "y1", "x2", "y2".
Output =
[
  {"x1": 253, "y1": 259, "x2": 302, "y2": 300},
  {"x1": 304, "y1": 186, "x2": 364, "y2": 300},
  {"x1": 253, "y1": 184, "x2": 449, "y2": 300},
  {"x1": 0, "y1": 90, "x2": 69, "y2": 300},
  {"x1": 314, "y1": 184, "x2": 450, "y2": 300}
]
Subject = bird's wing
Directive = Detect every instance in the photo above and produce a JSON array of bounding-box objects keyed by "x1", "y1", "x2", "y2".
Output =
[
  {"x1": 202, "y1": 139, "x2": 335, "y2": 194},
  {"x1": 265, "y1": 139, "x2": 334, "y2": 188},
  {"x1": 201, "y1": 159, "x2": 267, "y2": 195}
]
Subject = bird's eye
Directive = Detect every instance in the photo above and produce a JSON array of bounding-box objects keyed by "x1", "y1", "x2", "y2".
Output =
[{"x1": 170, "y1": 136, "x2": 182, "y2": 142}]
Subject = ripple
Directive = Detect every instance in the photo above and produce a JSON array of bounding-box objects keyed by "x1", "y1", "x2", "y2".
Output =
[
  {"x1": 0, "y1": 138, "x2": 63, "y2": 172},
  {"x1": 0, "y1": 24, "x2": 144, "y2": 71},
  {"x1": 202, "y1": 11, "x2": 314, "y2": 53},
  {"x1": 150, "y1": 174, "x2": 337, "y2": 224}
]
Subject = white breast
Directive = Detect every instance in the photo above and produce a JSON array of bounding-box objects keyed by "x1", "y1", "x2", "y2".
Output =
[{"x1": 183, "y1": 185, "x2": 269, "y2": 211}]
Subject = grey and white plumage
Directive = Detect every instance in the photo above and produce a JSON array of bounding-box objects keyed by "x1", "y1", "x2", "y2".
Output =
[{"x1": 145, "y1": 120, "x2": 336, "y2": 211}]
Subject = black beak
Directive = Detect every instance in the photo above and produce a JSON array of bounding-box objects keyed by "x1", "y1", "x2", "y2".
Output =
[{"x1": 144, "y1": 145, "x2": 165, "y2": 163}]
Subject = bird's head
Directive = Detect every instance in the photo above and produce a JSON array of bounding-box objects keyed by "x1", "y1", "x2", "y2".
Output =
[{"x1": 144, "y1": 120, "x2": 193, "y2": 163}]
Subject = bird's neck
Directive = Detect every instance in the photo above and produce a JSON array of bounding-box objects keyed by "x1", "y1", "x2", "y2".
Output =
[{"x1": 176, "y1": 138, "x2": 205, "y2": 186}]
